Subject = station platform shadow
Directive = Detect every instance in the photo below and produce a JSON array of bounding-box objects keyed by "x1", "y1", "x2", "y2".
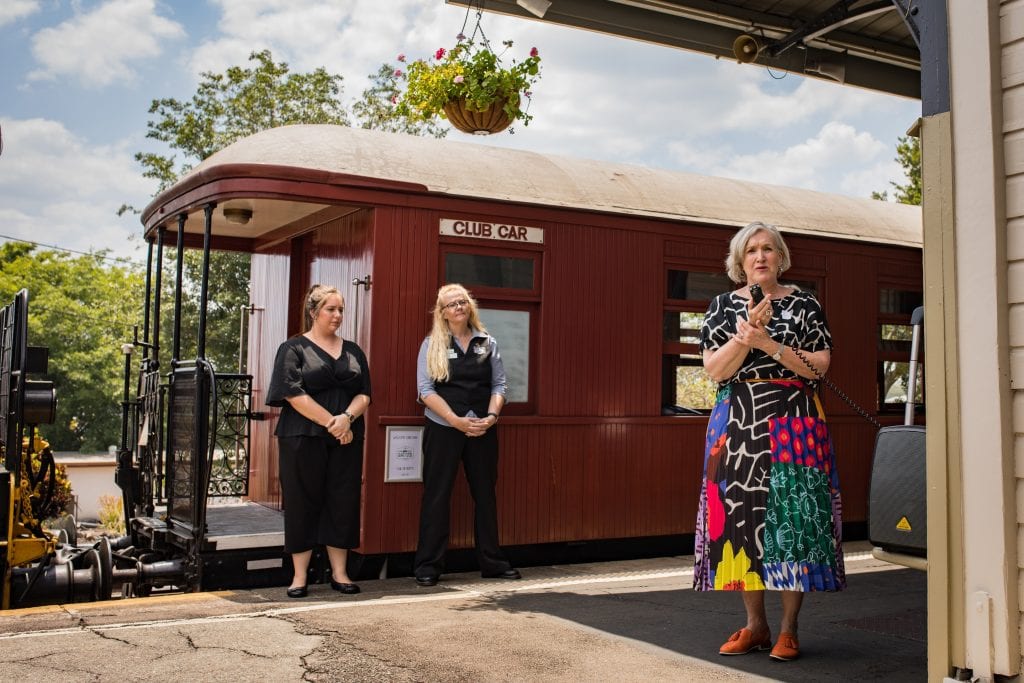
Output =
[{"x1": 458, "y1": 567, "x2": 926, "y2": 682}]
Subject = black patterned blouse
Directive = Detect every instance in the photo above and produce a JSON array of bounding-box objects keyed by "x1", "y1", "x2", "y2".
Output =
[{"x1": 699, "y1": 289, "x2": 832, "y2": 385}]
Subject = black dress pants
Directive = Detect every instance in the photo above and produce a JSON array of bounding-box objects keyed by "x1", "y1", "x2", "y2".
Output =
[
  {"x1": 413, "y1": 419, "x2": 512, "y2": 578},
  {"x1": 278, "y1": 435, "x2": 362, "y2": 553}
]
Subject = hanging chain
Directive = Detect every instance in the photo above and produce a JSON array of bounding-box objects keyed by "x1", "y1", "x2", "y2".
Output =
[
  {"x1": 790, "y1": 346, "x2": 882, "y2": 429},
  {"x1": 458, "y1": 0, "x2": 491, "y2": 50}
]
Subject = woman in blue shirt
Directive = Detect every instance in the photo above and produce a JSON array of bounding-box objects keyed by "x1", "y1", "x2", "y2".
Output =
[{"x1": 413, "y1": 283, "x2": 520, "y2": 586}]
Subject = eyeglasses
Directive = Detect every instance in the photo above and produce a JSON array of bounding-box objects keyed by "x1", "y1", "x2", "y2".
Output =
[{"x1": 442, "y1": 299, "x2": 469, "y2": 311}]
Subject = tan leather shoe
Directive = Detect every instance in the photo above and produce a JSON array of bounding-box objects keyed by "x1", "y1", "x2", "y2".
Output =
[
  {"x1": 719, "y1": 628, "x2": 772, "y2": 655},
  {"x1": 769, "y1": 632, "x2": 800, "y2": 661}
]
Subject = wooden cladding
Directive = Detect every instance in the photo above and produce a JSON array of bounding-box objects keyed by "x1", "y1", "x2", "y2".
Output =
[{"x1": 246, "y1": 194, "x2": 922, "y2": 556}]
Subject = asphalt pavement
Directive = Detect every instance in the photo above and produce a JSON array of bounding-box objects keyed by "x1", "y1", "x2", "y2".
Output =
[{"x1": 0, "y1": 541, "x2": 925, "y2": 682}]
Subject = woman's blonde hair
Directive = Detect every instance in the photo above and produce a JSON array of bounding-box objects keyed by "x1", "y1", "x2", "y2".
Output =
[
  {"x1": 303, "y1": 284, "x2": 343, "y2": 332},
  {"x1": 725, "y1": 221, "x2": 792, "y2": 284},
  {"x1": 426, "y1": 283, "x2": 487, "y2": 382}
]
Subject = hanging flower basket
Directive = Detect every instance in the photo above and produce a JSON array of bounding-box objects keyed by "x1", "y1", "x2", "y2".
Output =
[
  {"x1": 393, "y1": 36, "x2": 541, "y2": 135},
  {"x1": 442, "y1": 97, "x2": 514, "y2": 135}
]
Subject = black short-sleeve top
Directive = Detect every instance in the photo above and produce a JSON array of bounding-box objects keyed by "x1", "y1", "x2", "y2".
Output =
[
  {"x1": 699, "y1": 289, "x2": 832, "y2": 385},
  {"x1": 266, "y1": 336, "x2": 372, "y2": 440}
]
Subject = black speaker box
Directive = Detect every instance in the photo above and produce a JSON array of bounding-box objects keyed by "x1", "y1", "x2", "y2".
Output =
[{"x1": 868, "y1": 424, "x2": 926, "y2": 556}]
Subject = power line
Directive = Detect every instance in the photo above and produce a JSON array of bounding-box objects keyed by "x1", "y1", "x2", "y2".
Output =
[{"x1": 0, "y1": 233, "x2": 146, "y2": 268}]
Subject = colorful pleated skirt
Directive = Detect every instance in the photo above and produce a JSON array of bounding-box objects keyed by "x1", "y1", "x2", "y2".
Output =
[{"x1": 693, "y1": 379, "x2": 846, "y2": 592}]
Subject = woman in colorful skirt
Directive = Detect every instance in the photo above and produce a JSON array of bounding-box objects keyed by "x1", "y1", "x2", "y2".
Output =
[{"x1": 694, "y1": 221, "x2": 845, "y2": 662}]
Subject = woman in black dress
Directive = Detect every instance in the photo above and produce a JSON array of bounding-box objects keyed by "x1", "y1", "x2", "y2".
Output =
[{"x1": 266, "y1": 284, "x2": 371, "y2": 598}]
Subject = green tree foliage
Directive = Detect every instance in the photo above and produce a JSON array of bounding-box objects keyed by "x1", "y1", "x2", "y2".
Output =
[
  {"x1": 158, "y1": 249, "x2": 250, "y2": 371},
  {"x1": 135, "y1": 50, "x2": 350, "y2": 372},
  {"x1": 134, "y1": 51, "x2": 436, "y2": 373},
  {"x1": 872, "y1": 135, "x2": 921, "y2": 206},
  {"x1": 353, "y1": 63, "x2": 449, "y2": 138},
  {"x1": 138, "y1": 49, "x2": 351, "y2": 191},
  {"x1": 0, "y1": 243, "x2": 143, "y2": 451}
]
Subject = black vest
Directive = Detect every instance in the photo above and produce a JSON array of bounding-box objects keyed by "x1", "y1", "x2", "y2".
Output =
[{"x1": 434, "y1": 335, "x2": 493, "y2": 417}]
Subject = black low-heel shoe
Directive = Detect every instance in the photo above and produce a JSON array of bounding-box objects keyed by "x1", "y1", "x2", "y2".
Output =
[
  {"x1": 286, "y1": 585, "x2": 308, "y2": 598},
  {"x1": 330, "y1": 579, "x2": 361, "y2": 594}
]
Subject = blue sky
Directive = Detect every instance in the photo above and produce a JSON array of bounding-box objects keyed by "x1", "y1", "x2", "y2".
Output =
[{"x1": 1, "y1": 0, "x2": 922, "y2": 264}]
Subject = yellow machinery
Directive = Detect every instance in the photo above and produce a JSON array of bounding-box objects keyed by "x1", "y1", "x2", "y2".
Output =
[{"x1": 2, "y1": 435, "x2": 59, "y2": 608}]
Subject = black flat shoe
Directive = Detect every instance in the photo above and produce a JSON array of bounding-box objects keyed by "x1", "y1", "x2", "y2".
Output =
[
  {"x1": 330, "y1": 579, "x2": 361, "y2": 594},
  {"x1": 415, "y1": 575, "x2": 438, "y2": 587},
  {"x1": 286, "y1": 585, "x2": 308, "y2": 598},
  {"x1": 482, "y1": 568, "x2": 521, "y2": 580}
]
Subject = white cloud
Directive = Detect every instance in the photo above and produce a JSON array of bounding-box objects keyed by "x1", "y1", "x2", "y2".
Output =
[
  {"x1": 0, "y1": 0, "x2": 39, "y2": 27},
  {"x1": 710, "y1": 121, "x2": 889, "y2": 194},
  {"x1": 28, "y1": 0, "x2": 185, "y2": 87},
  {"x1": 0, "y1": 118, "x2": 156, "y2": 262},
  {"x1": 187, "y1": 0, "x2": 464, "y2": 96}
]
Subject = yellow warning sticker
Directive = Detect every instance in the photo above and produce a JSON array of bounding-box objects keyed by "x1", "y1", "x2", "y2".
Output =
[{"x1": 896, "y1": 517, "x2": 912, "y2": 531}]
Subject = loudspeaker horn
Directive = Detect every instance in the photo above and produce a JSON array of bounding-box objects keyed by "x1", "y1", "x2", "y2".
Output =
[{"x1": 732, "y1": 34, "x2": 761, "y2": 63}]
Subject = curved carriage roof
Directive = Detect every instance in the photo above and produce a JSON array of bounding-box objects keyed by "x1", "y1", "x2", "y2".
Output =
[{"x1": 146, "y1": 124, "x2": 921, "y2": 248}]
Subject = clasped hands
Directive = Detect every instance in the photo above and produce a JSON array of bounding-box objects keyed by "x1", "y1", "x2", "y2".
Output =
[
  {"x1": 453, "y1": 414, "x2": 494, "y2": 438},
  {"x1": 733, "y1": 296, "x2": 774, "y2": 352},
  {"x1": 325, "y1": 414, "x2": 354, "y2": 444}
]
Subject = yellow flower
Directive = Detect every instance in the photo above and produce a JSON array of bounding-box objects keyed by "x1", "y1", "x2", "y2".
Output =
[{"x1": 714, "y1": 540, "x2": 765, "y2": 590}]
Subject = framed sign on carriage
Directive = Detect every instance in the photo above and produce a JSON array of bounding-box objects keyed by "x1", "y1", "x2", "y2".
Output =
[{"x1": 384, "y1": 426, "x2": 424, "y2": 482}]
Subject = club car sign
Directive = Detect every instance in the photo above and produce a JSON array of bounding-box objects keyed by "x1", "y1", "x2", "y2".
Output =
[{"x1": 440, "y1": 218, "x2": 544, "y2": 244}]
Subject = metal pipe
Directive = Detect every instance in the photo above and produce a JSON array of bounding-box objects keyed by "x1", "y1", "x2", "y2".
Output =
[
  {"x1": 196, "y1": 203, "x2": 215, "y2": 360},
  {"x1": 172, "y1": 214, "x2": 186, "y2": 365},
  {"x1": 153, "y1": 227, "x2": 164, "y2": 366},
  {"x1": 904, "y1": 306, "x2": 924, "y2": 425},
  {"x1": 142, "y1": 240, "x2": 154, "y2": 358},
  {"x1": 238, "y1": 305, "x2": 247, "y2": 373},
  {"x1": 119, "y1": 343, "x2": 133, "y2": 450}
]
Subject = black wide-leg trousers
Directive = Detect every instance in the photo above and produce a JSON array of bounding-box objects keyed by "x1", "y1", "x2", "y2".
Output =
[
  {"x1": 278, "y1": 435, "x2": 362, "y2": 553},
  {"x1": 413, "y1": 420, "x2": 512, "y2": 579}
]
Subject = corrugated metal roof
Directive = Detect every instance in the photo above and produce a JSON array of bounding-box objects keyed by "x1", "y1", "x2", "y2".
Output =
[
  {"x1": 449, "y1": 0, "x2": 920, "y2": 98},
  {"x1": 176, "y1": 124, "x2": 920, "y2": 247}
]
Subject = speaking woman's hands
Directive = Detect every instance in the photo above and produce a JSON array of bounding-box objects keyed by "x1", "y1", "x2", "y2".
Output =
[
  {"x1": 746, "y1": 295, "x2": 773, "y2": 327},
  {"x1": 734, "y1": 316, "x2": 774, "y2": 353}
]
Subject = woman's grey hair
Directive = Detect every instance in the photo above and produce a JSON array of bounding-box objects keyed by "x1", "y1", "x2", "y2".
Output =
[{"x1": 725, "y1": 221, "x2": 792, "y2": 284}]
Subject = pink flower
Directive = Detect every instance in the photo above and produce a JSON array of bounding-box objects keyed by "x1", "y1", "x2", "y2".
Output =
[
  {"x1": 397, "y1": 53, "x2": 406, "y2": 62},
  {"x1": 435, "y1": 47, "x2": 446, "y2": 60},
  {"x1": 454, "y1": 75, "x2": 464, "y2": 84},
  {"x1": 390, "y1": 95, "x2": 398, "y2": 104},
  {"x1": 530, "y1": 47, "x2": 539, "y2": 57},
  {"x1": 394, "y1": 69, "x2": 403, "y2": 78}
]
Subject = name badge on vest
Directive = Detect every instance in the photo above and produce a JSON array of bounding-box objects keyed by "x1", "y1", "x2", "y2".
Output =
[{"x1": 448, "y1": 349, "x2": 458, "y2": 359}]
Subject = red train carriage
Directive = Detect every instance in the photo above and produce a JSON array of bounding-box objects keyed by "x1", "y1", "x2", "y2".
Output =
[{"x1": 125, "y1": 124, "x2": 920, "y2": 588}]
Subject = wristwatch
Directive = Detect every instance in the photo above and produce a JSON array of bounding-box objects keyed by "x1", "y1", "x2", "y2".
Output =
[
  {"x1": 771, "y1": 343, "x2": 785, "y2": 361},
  {"x1": 342, "y1": 411, "x2": 355, "y2": 422},
  {"x1": 487, "y1": 412, "x2": 499, "y2": 422}
]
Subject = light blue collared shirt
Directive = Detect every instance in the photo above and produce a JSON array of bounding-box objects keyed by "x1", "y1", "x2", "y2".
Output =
[{"x1": 417, "y1": 328, "x2": 507, "y2": 426}]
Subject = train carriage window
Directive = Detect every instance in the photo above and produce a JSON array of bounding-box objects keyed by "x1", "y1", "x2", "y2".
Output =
[
  {"x1": 663, "y1": 311, "x2": 717, "y2": 411},
  {"x1": 782, "y1": 279, "x2": 818, "y2": 296},
  {"x1": 663, "y1": 269, "x2": 722, "y2": 414},
  {"x1": 667, "y1": 270, "x2": 732, "y2": 300},
  {"x1": 878, "y1": 287, "x2": 924, "y2": 411},
  {"x1": 445, "y1": 253, "x2": 534, "y2": 290},
  {"x1": 441, "y1": 245, "x2": 541, "y2": 413},
  {"x1": 478, "y1": 308, "x2": 530, "y2": 403},
  {"x1": 661, "y1": 266, "x2": 824, "y2": 415}
]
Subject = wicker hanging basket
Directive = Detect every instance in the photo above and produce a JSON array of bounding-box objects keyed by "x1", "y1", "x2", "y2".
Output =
[{"x1": 442, "y1": 97, "x2": 513, "y2": 135}]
